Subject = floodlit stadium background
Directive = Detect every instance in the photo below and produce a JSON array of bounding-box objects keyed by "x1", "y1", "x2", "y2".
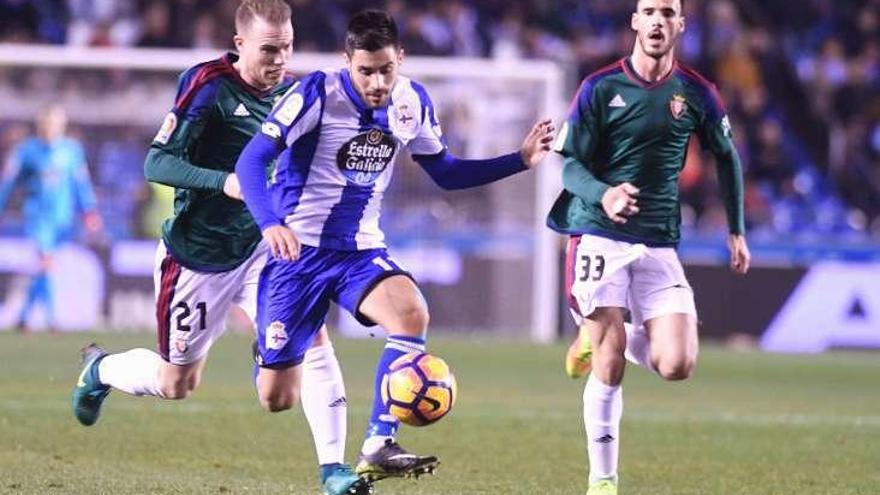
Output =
[{"x1": 0, "y1": 0, "x2": 877, "y2": 351}]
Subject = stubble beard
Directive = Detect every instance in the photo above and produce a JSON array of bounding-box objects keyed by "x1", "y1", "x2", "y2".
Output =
[{"x1": 639, "y1": 34, "x2": 675, "y2": 60}]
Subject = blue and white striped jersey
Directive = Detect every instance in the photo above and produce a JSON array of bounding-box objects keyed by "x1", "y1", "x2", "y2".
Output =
[{"x1": 258, "y1": 68, "x2": 445, "y2": 251}]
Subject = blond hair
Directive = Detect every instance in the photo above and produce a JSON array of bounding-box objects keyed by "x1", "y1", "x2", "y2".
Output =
[{"x1": 235, "y1": 0, "x2": 292, "y2": 33}]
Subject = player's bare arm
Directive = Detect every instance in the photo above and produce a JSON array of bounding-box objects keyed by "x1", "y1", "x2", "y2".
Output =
[{"x1": 519, "y1": 119, "x2": 556, "y2": 168}]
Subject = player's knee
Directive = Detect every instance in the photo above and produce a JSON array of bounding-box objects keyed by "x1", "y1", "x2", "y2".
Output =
[
  {"x1": 593, "y1": 347, "x2": 626, "y2": 376},
  {"x1": 160, "y1": 380, "x2": 196, "y2": 400},
  {"x1": 159, "y1": 376, "x2": 199, "y2": 400},
  {"x1": 398, "y1": 306, "x2": 429, "y2": 334},
  {"x1": 656, "y1": 356, "x2": 696, "y2": 381},
  {"x1": 260, "y1": 391, "x2": 299, "y2": 413}
]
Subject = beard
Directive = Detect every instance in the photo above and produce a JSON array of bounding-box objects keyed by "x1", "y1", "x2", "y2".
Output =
[{"x1": 639, "y1": 33, "x2": 676, "y2": 59}]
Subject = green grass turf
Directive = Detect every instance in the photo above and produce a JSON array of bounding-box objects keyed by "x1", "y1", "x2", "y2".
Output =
[{"x1": 0, "y1": 332, "x2": 878, "y2": 494}]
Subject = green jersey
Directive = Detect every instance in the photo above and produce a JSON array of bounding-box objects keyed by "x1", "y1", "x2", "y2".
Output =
[
  {"x1": 548, "y1": 57, "x2": 744, "y2": 246},
  {"x1": 145, "y1": 53, "x2": 294, "y2": 271}
]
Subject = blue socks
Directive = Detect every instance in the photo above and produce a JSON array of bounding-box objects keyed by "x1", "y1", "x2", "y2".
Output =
[
  {"x1": 18, "y1": 272, "x2": 53, "y2": 326},
  {"x1": 365, "y1": 335, "x2": 426, "y2": 439}
]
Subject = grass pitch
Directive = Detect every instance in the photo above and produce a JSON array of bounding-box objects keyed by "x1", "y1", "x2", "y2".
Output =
[{"x1": 0, "y1": 332, "x2": 878, "y2": 494}]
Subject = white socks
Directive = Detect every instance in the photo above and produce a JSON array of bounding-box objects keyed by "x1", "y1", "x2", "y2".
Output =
[
  {"x1": 98, "y1": 348, "x2": 165, "y2": 397},
  {"x1": 98, "y1": 343, "x2": 349, "y2": 467},
  {"x1": 300, "y1": 343, "x2": 347, "y2": 465},
  {"x1": 583, "y1": 375, "x2": 623, "y2": 483},
  {"x1": 361, "y1": 435, "x2": 392, "y2": 456},
  {"x1": 624, "y1": 322, "x2": 657, "y2": 375}
]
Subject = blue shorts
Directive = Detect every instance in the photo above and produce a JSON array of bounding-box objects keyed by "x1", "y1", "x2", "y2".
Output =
[{"x1": 256, "y1": 245, "x2": 410, "y2": 368}]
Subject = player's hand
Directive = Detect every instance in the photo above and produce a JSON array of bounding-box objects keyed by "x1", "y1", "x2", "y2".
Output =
[
  {"x1": 83, "y1": 210, "x2": 102, "y2": 233},
  {"x1": 727, "y1": 233, "x2": 750, "y2": 275},
  {"x1": 223, "y1": 173, "x2": 244, "y2": 200},
  {"x1": 263, "y1": 224, "x2": 301, "y2": 261},
  {"x1": 519, "y1": 119, "x2": 556, "y2": 168},
  {"x1": 601, "y1": 183, "x2": 640, "y2": 223}
]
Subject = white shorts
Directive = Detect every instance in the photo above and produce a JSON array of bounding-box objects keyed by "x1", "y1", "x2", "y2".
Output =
[
  {"x1": 153, "y1": 241, "x2": 269, "y2": 365},
  {"x1": 565, "y1": 234, "x2": 697, "y2": 327}
]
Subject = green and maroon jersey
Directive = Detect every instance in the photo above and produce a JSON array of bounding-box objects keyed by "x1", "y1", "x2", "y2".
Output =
[
  {"x1": 145, "y1": 53, "x2": 294, "y2": 271},
  {"x1": 548, "y1": 57, "x2": 744, "y2": 246}
]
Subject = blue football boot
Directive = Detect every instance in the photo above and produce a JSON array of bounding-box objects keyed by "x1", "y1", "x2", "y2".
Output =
[{"x1": 320, "y1": 463, "x2": 373, "y2": 495}]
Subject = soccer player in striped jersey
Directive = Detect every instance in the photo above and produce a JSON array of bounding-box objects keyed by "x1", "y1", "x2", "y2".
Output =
[
  {"x1": 548, "y1": 1, "x2": 751, "y2": 493},
  {"x1": 71, "y1": 2, "x2": 371, "y2": 494},
  {"x1": 235, "y1": 9, "x2": 555, "y2": 483}
]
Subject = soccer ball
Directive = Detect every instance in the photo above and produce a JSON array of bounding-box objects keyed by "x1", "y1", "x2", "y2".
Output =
[{"x1": 381, "y1": 352, "x2": 457, "y2": 427}]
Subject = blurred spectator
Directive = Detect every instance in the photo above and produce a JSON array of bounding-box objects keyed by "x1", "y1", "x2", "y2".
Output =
[
  {"x1": 136, "y1": 1, "x2": 175, "y2": 48},
  {"x1": 0, "y1": 0, "x2": 876, "y2": 240},
  {"x1": 289, "y1": 0, "x2": 339, "y2": 52},
  {"x1": 190, "y1": 13, "x2": 224, "y2": 49},
  {"x1": 66, "y1": 0, "x2": 140, "y2": 46}
]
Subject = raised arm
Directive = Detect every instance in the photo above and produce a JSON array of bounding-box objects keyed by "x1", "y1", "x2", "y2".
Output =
[
  {"x1": 407, "y1": 80, "x2": 553, "y2": 190},
  {"x1": 414, "y1": 150, "x2": 526, "y2": 190},
  {"x1": 413, "y1": 119, "x2": 554, "y2": 190}
]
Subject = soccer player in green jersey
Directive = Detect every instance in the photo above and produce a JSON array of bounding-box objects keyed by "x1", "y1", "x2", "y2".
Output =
[
  {"x1": 71, "y1": 2, "x2": 371, "y2": 494},
  {"x1": 548, "y1": 1, "x2": 751, "y2": 493}
]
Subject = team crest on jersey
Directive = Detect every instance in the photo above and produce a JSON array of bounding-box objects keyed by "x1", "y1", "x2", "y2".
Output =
[
  {"x1": 669, "y1": 94, "x2": 687, "y2": 119},
  {"x1": 154, "y1": 112, "x2": 177, "y2": 145},
  {"x1": 336, "y1": 128, "x2": 397, "y2": 185},
  {"x1": 266, "y1": 321, "x2": 288, "y2": 350},
  {"x1": 391, "y1": 103, "x2": 417, "y2": 135},
  {"x1": 174, "y1": 338, "x2": 188, "y2": 354}
]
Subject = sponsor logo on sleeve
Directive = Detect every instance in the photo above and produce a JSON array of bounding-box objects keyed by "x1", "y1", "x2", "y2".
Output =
[
  {"x1": 275, "y1": 93, "x2": 304, "y2": 126},
  {"x1": 153, "y1": 112, "x2": 177, "y2": 145}
]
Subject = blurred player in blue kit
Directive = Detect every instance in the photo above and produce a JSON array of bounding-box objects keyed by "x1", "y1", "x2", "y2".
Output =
[
  {"x1": 0, "y1": 105, "x2": 101, "y2": 332},
  {"x1": 235, "y1": 9, "x2": 555, "y2": 483}
]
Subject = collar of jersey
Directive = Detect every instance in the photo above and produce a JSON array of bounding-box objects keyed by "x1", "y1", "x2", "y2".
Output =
[{"x1": 623, "y1": 56, "x2": 677, "y2": 89}]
